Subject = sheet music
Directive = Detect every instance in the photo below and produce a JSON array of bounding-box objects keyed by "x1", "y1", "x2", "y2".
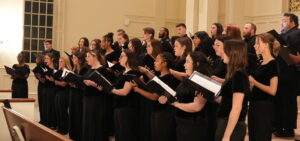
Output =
[
  {"x1": 152, "y1": 76, "x2": 176, "y2": 96},
  {"x1": 190, "y1": 71, "x2": 222, "y2": 96},
  {"x1": 61, "y1": 68, "x2": 72, "y2": 78}
]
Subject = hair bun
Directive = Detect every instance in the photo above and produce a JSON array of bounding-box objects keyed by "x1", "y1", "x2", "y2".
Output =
[{"x1": 107, "y1": 32, "x2": 114, "y2": 38}]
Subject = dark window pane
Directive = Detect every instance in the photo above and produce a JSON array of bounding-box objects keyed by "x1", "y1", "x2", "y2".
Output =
[
  {"x1": 24, "y1": 14, "x2": 31, "y2": 25},
  {"x1": 32, "y1": 2, "x2": 39, "y2": 13},
  {"x1": 32, "y1": 27, "x2": 38, "y2": 38},
  {"x1": 39, "y1": 15, "x2": 45, "y2": 26},
  {"x1": 32, "y1": 14, "x2": 38, "y2": 26},
  {"x1": 23, "y1": 51, "x2": 30, "y2": 63},
  {"x1": 25, "y1": 1, "x2": 31, "y2": 13},
  {"x1": 47, "y1": 4, "x2": 53, "y2": 14},
  {"x1": 46, "y1": 28, "x2": 52, "y2": 38},
  {"x1": 40, "y1": 3, "x2": 46, "y2": 14},
  {"x1": 39, "y1": 27, "x2": 45, "y2": 38},
  {"x1": 41, "y1": 0, "x2": 46, "y2": 2},
  {"x1": 24, "y1": 26, "x2": 31, "y2": 38},
  {"x1": 24, "y1": 39, "x2": 30, "y2": 50},
  {"x1": 39, "y1": 40, "x2": 45, "y2": 51},
  {"x1": 31, "y1": 52, "x2": 38, "y2": 63},
  {"x1": 48, "y1": 0, "x2": 53, "y2": 2},
  {"x1": 32, "y1": 39, "x2": 38, "y2": 50},
  {"x1": 47, "y1": 16, "x2": 53, "y2": 26}
]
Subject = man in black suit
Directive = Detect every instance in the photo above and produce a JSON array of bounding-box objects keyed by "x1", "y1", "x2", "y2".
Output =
[
  {"x1": 243, "y1": 23, "x2": 257, "y2": 55},
  {"x1": 42, "y1": 40, "x2": 60, "y2": 69},
  {"x1": 274, "y1": 13, "x2": 300, "y2": 138},
  {"x1": 159, "y1": 27, "x2": 174, "y2": 55}
]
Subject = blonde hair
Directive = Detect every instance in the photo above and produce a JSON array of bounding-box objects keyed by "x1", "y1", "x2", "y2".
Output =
[
  {"x1": 59, "y1": 56, "x2": 72, "y2": 70},
  {"x1": 256, "y1": 33, "x2": 280, "y2": 57}
]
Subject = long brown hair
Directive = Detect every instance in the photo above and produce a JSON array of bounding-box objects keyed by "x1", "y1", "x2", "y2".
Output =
[
  {"x1": 224, "y1": 40, "x2": 248, "y2": 80},
  {"x1": 123, "y1": 49, "x2": 139, "y2": 70},
  {"x1": 176, "y1": 37, "x2": 193, "y2": 60},
  {"x1": 149, "y1": 39, "x2": 162, "y2": 58},
  {"x1": 72, "y1": 52, "x2": 87, "y2": 74},
  {"x1": 59, "y1": 56, "x2": 72, "y2": 70},
  {"x1": 256, "y1": 33, "x2": 280, "y2": 58}
]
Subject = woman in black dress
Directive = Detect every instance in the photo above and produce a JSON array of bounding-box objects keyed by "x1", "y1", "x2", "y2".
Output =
[
  {"x1": 51, "y1": 56, "x2": 72, "y2": 135},
  {"x1": 101, "y1": 32, "x2": 119, "y2": 64},
  {"x1": 128, "y1": 38, "x2": 144, "y2": 65},
  {"x1": 11, "y1": 52, "x2": 30, "y2": 98},
  {"x1": 248, "y1": 33, "x2": 279, "y2": 141},
  {"x1": 133, "y1": 52, "x2": 177, "y2": 141},
  {"x1": 68, "y1": 52, "x2": 88, "y2": 141},
  {"x1": 81, "y1": 50, "x2": 111, "y2": 141},
  {"x1": 111, "y1": 49, "x2": 140, "y2": 141},
  {"x1": 192, "y1": 31, "x2": 217, "y2": 61},
  {"x1": 33, "y1": 54, "x2": 46, "y2": 124},
  {"x1": 215, "y1": 40, "x2": 250, "y2": 141},
  {"x1": 159, "y1": 52, "x2": 212, "y2": 141},
  {"x1": 210, "y1": 23, "x2": 224, "y2": 42},
  {"x1": 143, "y1": 39, "x2": 163, "y2": 72},
  {"x1": 78, "y1": 37, "x2": 89, "y2": 53},
  {"x1": 170, "y1": 37, "x2": 193, "y2": 81},
  {"x1": 44, "y1": 53, "x2": 57, "y2": 129}
]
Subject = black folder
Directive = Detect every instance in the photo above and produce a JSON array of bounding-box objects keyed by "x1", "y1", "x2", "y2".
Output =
[
  {"x1": 125, "y1": 74, "x2": 150, "y2": 91},
  {"x1": 4, "y1": 66, "x2": 15, "y2": 76},
  {"x1": 146, "y1": 76, "x2": 177, "y2": 103},
  {"x1": 61, "y1": 69, "x2": 85, "y2": 89},
  {"x1": 89, "y1": 70, "x2": 114, "y2": 93},
  {"x1": 182, "y1": 71, "x2": 222, "y2": 102}
]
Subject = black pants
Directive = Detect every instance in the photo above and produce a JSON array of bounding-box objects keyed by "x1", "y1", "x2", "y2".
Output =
[
  {"x1": 215, "y1": 118, "x2": 246, "y2": 141},
  {"x1": 175, "y1": 116, "x2": 207, "y2": 141},
  {"x1": 274, "y1": 66, "x2": 298, "y2": 129},
  {"x1": 43, "y1": 87, "x2": 57, "y2": 128},
  {"x1": 150, "y1": 111, "x2": 176, "y2": 141},
  {"x1": 82, "y1": 95, "x2": 108, "y2": 141},
  {"x1": 114, "y1": 107, "x2": 138, "y2": 141},
  {"x1": 54, "y1": 89, "x2": 69, "y2": 134},
  {"x1": 248, "y1": 100, "x2": 273, "y2": 141},
  {"x1": 138, "y1": 97, "x2": 153, "y2": 141},
  {"x1": 37, "y1": 83, "x2": 45, "y2": 124},
  {"x1": 69, "y1": 88, "x2": 83, "y2": 141}
]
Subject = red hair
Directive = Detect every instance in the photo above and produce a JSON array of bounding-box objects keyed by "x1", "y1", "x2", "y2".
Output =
[{"x1": 226, "y1": 24, "x2": 242, "y2": 39}]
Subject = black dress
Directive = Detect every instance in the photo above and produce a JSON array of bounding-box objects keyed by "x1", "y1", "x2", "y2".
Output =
[
  {"x1": 151, "y1": 74, "x2": 177, "y2": 141},
  {"x1": 69, "y1": 66, "x2": 88, "y2": 141},
  {"x1": 248, "y1": 60, "x2": 278, "y2": 141},
  {"x1": 12, "y1": 64, "x2": 30, "y2": 98},
  {"x1": 33, "y1": 63, "x2": 46, "y2": 124},
  {"x1": 114, "y1": 70, "x2": 140, "y2": 141},
  {"x1": 175, "y1": 83, "x2": 208, "y2": 141},
  {"x1": 82, "y1": 66, "x2": 111, "y2": 141},
  {"x1": 43, "y1": 67, "x2": 57, "y2": 128},
  {"x1": 53, "y1": 70, "x2": 69, "y2": 134},
  {"x1": 215, "y1": 70, "x2": 249, "y2": 141}
]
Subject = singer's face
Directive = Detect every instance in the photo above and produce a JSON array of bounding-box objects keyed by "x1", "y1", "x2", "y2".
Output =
[
  {"x1": 210, "y1": 25, "x2": 217, "y2": 37},
  {"x1": 72, "y1": 56, "x2": 79, "y2": 65},
  {"x1": 44, "y1": 55, "x2": 52, "y2": 65},
  {"x1": 86, "y1": 53, "x2": 95, "y2": 66},
  {"x1": 154, "y1": 55, "x2": 163, "y2": 72},
  {"x1": 174, "y1": 41, "x2": 185, "y2": 57},
  {"x1": 213, "y1": 40, "x2": 224, "y2": 57},
  {"x1": 184, "y1": 55, "x2": 193, "y2": 76},
  {"x1": 146, "y1": 42, "x2": 153, "y2": 55},
  {"x1": 119, "y1": 52, "x2": 128, "y2": 67}
]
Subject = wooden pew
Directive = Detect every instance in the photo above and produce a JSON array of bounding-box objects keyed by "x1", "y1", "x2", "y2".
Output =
[
  {"x1": 2, "y1": 106, "x2": 72, "y2": 141},
  {"x1": 0, "y1": 98, "x2": 35, "y2": 141}
]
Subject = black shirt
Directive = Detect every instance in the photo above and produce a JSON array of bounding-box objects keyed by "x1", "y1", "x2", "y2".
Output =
[
  {"x1": 212, "y1": 58, "x2": 227, "y2": 78},
  {"x1": 217, "y1": 70, "x2": 249, "y2": 121},
  {"x1": 142, "y1": 54, "x2": 155, "y2": 71},
  {"x1": 12, "y1": 64, "x2": 30, "y2": 84},
  {"x1": 83, "y1": 66, "x2": 110, "y2": 96},
  {"x1": 244, "y1": 35, "x2": 256, "y2": 55},
  {"x1": 250, "y1": 60, "x2": 278, "y2": 101},
  {"x1": 114, "y1": 70, "x2": 140, "y2": 108},
  {"x1": 174, "y1": 59, "x2": 186, "y2": 72},
  {"x1": 153, "y1": 74, "x2": 177, "y2": 112},
  {"x1": 44, "y1": 66, "x2": 56, "y2": 88},
  {"x1": 42, "y1": 49, "x2": 60, "y2": 68},
  {"x1": 175, "y1": 82, "x2": 206, "y2": 119},
  {"x1": 160, "y1": 38, "x2": 174, "y2": 55},
  {"x1": 105, "y1": 51, "x2": 119, "y2": 63}
]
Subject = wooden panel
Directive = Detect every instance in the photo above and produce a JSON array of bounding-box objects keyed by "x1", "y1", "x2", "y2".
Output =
[{"x1": 3, "y1": 107, "x2": 71, "y2": 141}]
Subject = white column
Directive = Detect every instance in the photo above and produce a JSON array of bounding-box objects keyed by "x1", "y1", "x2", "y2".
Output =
[
  {"x1": 198, "y1": 0, "x2": 219, "y2": 32},
  {"x1": 185, "y1": 0, "x2": 199, "y2": 35}
]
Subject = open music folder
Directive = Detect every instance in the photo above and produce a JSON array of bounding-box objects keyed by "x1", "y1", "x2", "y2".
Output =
[
  {"x1": 182, "y1": 71, "x2": 222, "y2": 102},
  {"x1": 89, "y1": 70, "x2": 114, "y2": 93},
  {"x1": 107, "y1": 61, "x2": 124, "y2": 72},
  {"x1": 61, "y1": 69, "x2": 85, "y2": 89},
  {"x1": 4, "y1": 66, "x2": 15, "y2": 76}
]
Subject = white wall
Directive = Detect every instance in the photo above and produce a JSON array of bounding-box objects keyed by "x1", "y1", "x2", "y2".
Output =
[{"x1": 0, "y1": 0, "x2": 24, "y2": 66}]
